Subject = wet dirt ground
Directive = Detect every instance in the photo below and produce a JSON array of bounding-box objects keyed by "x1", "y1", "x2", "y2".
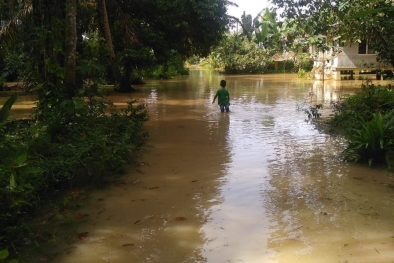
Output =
[{"x1": 9, "y1": 71, "x2": 394, "y2": 263}]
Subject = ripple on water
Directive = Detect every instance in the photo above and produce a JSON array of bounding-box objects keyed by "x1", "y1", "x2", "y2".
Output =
[{"x1": 42, "y1": 72, "x2": 394, "y2": 263}]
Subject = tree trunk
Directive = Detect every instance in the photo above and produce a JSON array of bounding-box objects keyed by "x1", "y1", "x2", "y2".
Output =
[
  {"x1": 8, "y1": 0, "x2": 14, "y2": 19},
  {"x1": 97, "y1": 0, "x2": 122, "y2": 88},
  {"x1": 120, "y1": 62, "x2": 136, "y2": 92},
  {"x1": 65, "y1": 0, "x2": 77, "y2": 98},
  {"x1": 31, "y1": 0, "x2": 44, "y2": 84},
  {"x1": 43, "y1": 0, "x2": 61, "y2": 88},
  {"x1": 31, "y1": 0, "x2": 67, "y2": 118}
]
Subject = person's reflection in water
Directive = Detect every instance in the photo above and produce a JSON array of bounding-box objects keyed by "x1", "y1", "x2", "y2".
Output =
[{"x1": 217, "y1": 113, "x2": 230, "y2": 150}]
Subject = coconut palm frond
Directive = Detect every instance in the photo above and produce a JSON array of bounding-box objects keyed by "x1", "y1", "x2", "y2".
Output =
[
  {"x1": 226, "y1": 1, "x2": 238, "y2": 8},
  {"x1": 0, "y1": 0, "x2": 32, "y2": 42}
]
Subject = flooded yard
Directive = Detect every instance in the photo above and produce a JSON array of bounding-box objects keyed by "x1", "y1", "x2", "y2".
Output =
[{"x1": 9, "y1": 70, "x2": 394, "y2": 262}]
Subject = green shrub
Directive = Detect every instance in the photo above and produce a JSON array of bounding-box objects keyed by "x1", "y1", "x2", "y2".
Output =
[
  {"x1": 0, "y1": 95, "x2": 148, "y2": 253},
  {"x1": 187, "y1": 55, "x2": 201, "y2": 65},
  {"x1": 328, "y1": 81, "x2": 394, "y2": 169},
  {"x1": 342, "y1": 112, "x2": 394, "y2": 168},
  {"x1": 206, "y1": 34, "x2": 272, "y2": 74},
  {"x1": 1, "y1": 52, "x2": 25, "y2": 82},
  {"x1": 330, "y1": 81, "x2": 394, "y2": 133},
  {"x1": 297, "y1": 69, "x2": 307, "y2": 78}
]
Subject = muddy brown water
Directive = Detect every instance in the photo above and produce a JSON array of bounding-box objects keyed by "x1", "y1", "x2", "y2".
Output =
[{"x1": 7, "y1": 71, "x2": 394, "y2": 262}]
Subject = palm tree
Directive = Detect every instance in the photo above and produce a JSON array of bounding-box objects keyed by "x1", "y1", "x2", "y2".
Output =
[{"x1": 230, "y1": 10, "x2": 264, "y2": 42}]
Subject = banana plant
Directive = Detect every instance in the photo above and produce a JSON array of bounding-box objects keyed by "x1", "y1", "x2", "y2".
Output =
[
  {"x1": 255, "y1": 9, "x2": 299, "y2": 53},
  {"x1": 255, "y1": 8, "x2": 278, "y2": 47},
  {"x1": 231, "y1": 10, "x2": 265, "y2": 42},
  {"x1": 232, "y1": 8, "x2": 285, "y2": 47}
]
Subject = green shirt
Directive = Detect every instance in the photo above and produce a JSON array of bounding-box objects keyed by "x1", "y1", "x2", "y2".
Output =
[{"x1": 216, "y1": 88, "x2": 229, "y2": 105}]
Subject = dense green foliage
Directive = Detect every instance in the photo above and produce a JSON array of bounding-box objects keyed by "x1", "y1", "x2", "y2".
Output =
[
  {"x1": 329, "y1": 82, "x2": 394, "y2": 168},
  {"x1": 206, "y1": 34, "x2": 312, "y2": 74},
  {"x1": 208, "y1": 34, "x2": 271, "y2": 73},
  {"x1": 330, "y1": 82, "x2": 394, "y2": 131},
  {"x1": 0, "y1": 93, "x2": 148, "y2": 253},
  {"x1": 203, "y1": 8, "x2": 313, "y2": 74},
  {"x1": 342, "y1": 112, "x2": 394, "y2": 167},
  {"x1": 0, "y1": 51, "x2": 24, "y2": 82},
  {"x1": 271, "y1": 0, "x2": 394, "y2": 67},
  {"x1": 0, "y1": 0, "x2": 229, "y2": 85}
]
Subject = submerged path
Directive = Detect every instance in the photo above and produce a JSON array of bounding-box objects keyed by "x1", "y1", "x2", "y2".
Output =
[{"x1": 54, "y1": 72, "x2": 394, "y2": 263}]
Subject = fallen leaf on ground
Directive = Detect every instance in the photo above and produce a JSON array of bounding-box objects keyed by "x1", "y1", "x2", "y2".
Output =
[
  {"x1": 76, "y1": 213, "x2": 89, "y2": 219},
  {"x1": 122, "y1": 244, "x2": 135, "y2": 247},
  {"x1": 174, "y1": 217, "x2": 187, "y2": 221},
  {"x1": 77, "y1": 232, "x2": 89, "y2": 241}
]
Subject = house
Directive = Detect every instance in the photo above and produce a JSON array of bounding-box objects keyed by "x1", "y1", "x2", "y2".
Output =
[{"x1": 311, "y1": 41, "x2": 393, "y2": 80}]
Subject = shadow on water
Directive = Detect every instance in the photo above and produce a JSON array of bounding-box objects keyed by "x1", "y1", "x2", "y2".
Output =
[{"x1": 5, "y1": 71, "x2": 394, "y2": 262}]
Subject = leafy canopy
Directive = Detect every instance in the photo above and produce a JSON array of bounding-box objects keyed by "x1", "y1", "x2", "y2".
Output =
[{"x1": 271, "y1": 0, "x2": 394, "y2": 66}]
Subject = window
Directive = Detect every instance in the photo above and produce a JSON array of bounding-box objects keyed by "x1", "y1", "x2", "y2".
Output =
[{"x1": 358, "y1": 40, "x2": 375, "y2": 54}]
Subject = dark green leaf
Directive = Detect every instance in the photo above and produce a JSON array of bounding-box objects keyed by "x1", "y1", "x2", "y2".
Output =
[{"x1": 0, "y1": 94, "x2": 18, "y2": 123}]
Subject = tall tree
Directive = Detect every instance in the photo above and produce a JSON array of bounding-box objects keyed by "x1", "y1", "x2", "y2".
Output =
[
  {"x1": 65, "y1": 0, "x2": 77, "y2": 98},
  {"x1": 1, "y1": 0, "x2": 230, "y2": 96},
  {"x1": 97, "y1": 0, "x2": 123, "y2": 90}
]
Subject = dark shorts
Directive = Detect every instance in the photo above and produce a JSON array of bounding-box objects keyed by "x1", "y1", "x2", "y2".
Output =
[{"x1": 220, "y1": 104, "x2": 230, "y2": 112}]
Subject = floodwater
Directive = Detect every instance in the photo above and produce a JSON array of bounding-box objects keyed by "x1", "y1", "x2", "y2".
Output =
[{"x1": 9, "y1": 71, "x2": 394, "y2": 262}]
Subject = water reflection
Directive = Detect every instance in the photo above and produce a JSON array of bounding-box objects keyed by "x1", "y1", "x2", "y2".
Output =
[{"x1": 5, "y1": 72, "x2": 394, "y2": 263}]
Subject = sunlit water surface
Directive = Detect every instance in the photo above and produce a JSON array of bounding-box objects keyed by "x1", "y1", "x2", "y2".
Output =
[{"x1": 9, "y1": 71, "x2": 394, "y2": 263}]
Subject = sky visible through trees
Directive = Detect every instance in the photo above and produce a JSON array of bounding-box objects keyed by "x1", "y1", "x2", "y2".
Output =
[{"x1": 227, "y1": 0, "x2": 270, "y2": 18}]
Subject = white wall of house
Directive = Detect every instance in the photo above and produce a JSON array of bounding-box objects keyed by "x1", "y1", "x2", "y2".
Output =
[
  {"x1": 311, "y1": 42, "x2": 390, "y2": 80},
  {"x1": 332, "y1": 43, "x2": 378, "y2": 70}
]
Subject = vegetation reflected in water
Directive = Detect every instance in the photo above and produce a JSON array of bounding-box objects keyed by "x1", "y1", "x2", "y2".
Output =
[{"x1": 7, "y1": 70, "x2": 394, "y2": 263}]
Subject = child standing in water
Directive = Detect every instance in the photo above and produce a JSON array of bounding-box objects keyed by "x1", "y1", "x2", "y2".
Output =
[{"x1": 212, "y1": 80, "x2": 230, "y2": 112}]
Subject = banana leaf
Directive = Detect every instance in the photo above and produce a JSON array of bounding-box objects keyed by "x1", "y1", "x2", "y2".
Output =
[{"x1": 0, "y1": 93, "x2": 18, "y2": 123}]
